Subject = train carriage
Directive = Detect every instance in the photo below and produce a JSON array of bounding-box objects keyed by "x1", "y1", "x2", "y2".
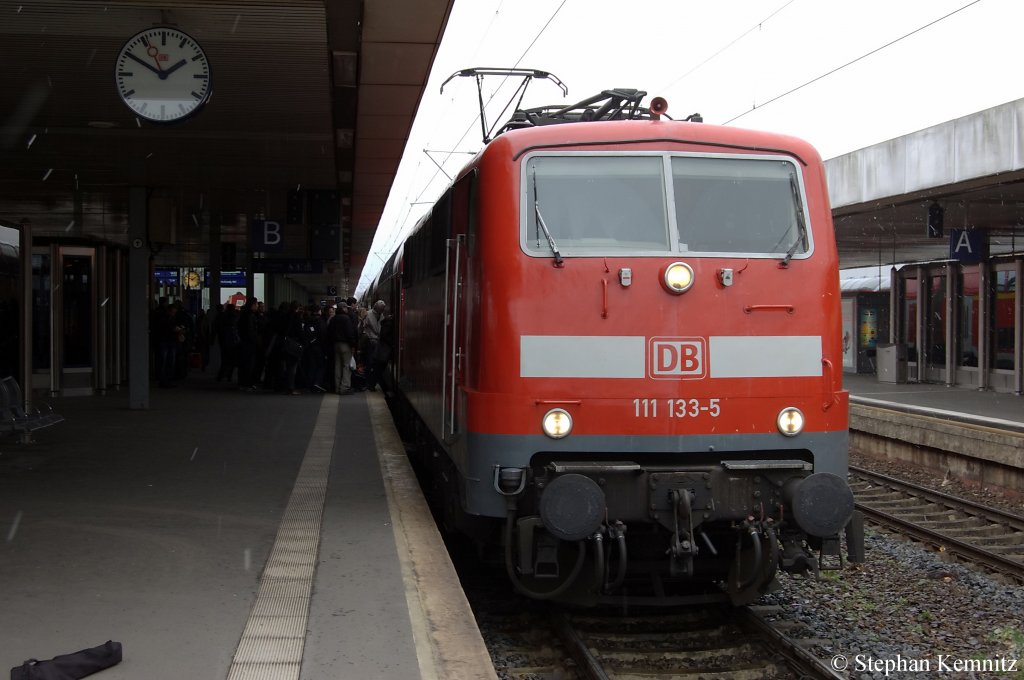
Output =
[{"x1": 373, "y1": 86, "x2": 863, "y2": 605}]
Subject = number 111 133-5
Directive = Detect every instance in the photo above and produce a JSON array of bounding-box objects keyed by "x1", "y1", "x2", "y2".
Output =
[{"x1": 633, "y1": 398, "x2": 721, "y2": 418}]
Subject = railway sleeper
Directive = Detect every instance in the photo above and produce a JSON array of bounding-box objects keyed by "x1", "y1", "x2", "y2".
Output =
[
  {"x1": 849, "y1": 488, "x2": 906, "y2": 499},
  {"x1": 596, "y1": 642, "x2": 766, "y2": 663},
  {"x1": 913, "y1": 516, "x2": 987, "y2": 528},
  {"x1": 861, "y1": 498, "x2": 933, "y2": 509},
  {"x1": 944, "y1": 525, "x2": 1018, "y2": 538},
  {"x1": 968, "y1": 533, "x2": 1024, "y2": 546}
]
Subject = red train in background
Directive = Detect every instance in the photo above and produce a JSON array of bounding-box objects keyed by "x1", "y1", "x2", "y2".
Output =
[{"x1": 368, "y1": 75, "x2": 864, "y2": 605}]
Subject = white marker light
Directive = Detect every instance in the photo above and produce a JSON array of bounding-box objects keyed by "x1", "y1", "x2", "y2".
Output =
[
  {"x1": 662, "y1": 262, "x2": 694, "y2": 294},
  {"x1": 777, "y1": 407, "x2": 805, "y2": 437},
  {"x1": 542, "y1": 409, "x2": 573, "y2": 439}
]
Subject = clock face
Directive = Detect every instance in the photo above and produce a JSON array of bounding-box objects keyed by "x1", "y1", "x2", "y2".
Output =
[
  {"x1": 115, "y1": 27, "x2": 211, "y2": 123},
  {"x1": 185, "y1": 271, "x2": 200, "y2": 288}
]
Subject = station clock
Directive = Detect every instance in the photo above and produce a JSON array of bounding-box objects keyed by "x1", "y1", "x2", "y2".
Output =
[{"x1": 115, "y1": 27, "x2": 211, "y2": 123}]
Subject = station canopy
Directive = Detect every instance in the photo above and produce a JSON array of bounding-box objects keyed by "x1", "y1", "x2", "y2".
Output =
[{"x1": 0, "y1": 0, "x2": 453, "y2": 297}]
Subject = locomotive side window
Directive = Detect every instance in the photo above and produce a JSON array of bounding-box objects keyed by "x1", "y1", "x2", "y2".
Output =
[
  {"x1": 404, "y1": 189, "x2": 455, "y2": 286},
  {"x1": 525, "y1": 156, "x2": 669, "y2": 254},
  {"x1": 671, "y1": 157, "x2": 807, "y2": 257}
]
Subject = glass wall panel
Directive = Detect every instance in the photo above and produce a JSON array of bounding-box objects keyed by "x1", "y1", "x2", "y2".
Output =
[
  {"x1": 31, "y1": 253, "x2": 50, "y2": 371},
  {"x1": 926, "y1": 272, "x2": 947, "y2": 368},
  {"x1": 0, "y1": 231, "x2": 19, "y2": 380},
  {"x1": 62, "y1": 254, "x2": 93, "y2": 368},
  {"x1": 957, "y1": 267, "x2": 980, "y2": 367},
  {"x1": 990, "y1": 268, "x2": 1016, "y2": 370},
  {"x1": 900, "y1": 271, "x2": 918, "y2": 363}
]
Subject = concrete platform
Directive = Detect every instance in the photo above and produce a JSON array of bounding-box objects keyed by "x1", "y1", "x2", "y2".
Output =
[
  {"x1": 844, "y1": 373, "x2": 1024, "y2": 492},
  {"x1": 4, "y1": 368, "x2": 1016, "y2": 675},
  {"x1": 0, "y1": 376, "x2": 495, "y2": 680},
  {"x1": 844, "y1": 373, "x2": 1024, "y2": 430}
]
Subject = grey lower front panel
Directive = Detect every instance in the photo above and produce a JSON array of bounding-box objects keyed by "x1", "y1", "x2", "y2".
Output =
[{"x1": 459, "y1": 430, "x2": 849, "y2": 518}]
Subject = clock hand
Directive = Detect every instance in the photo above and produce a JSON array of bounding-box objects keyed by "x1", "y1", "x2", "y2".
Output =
[
  {"x1": 124, "y1": 51, "x2": 162, "y2": 76},
  {"x1": 146, "y1": 45, "x2": 163, "y2": 68},
  {"x1": 144, "y1": 44, "x2": 171, "y2": 80},
  {"x1": 162, "y1": 59, "x2": 188, "y2": 77}
]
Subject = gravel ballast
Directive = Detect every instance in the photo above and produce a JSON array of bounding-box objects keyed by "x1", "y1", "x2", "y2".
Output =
[{"x1": 760, "y1": 451, "x2": 1024, "y2": 679}]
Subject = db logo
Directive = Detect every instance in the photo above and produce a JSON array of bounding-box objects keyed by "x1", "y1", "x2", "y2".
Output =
[{"x1": 649, "y1": 337, "x2": 707, "y2": 379}]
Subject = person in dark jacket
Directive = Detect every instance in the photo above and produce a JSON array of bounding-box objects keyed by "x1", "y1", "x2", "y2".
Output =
[
  {"x1": 329, "y1": 302, "x2": 359, "y2": 394},
  {"x1": 264, "y1": 302, "x2": 289, "y2": 391},
  {"x1": 237, "y1": 299, "x2": 260, "y2": 390},
  {"x1": 196, "y1": 307, "x2": 213, "y2": 371},
  {"x1": 282, "y1": 301, "x2": 305, "y2": 395},
  {"x1": 152, "y1": 299, "x2": 177, "y2": 388},
  {"x1": 215, "y1": 303, "x2": 241, "y2": 383},
  {"x1": 251, "y1": 301, "x2": 268, "y2": 388},
  {"x1": 363, "y1": 300, "x2": 387, "y2": 391},
  {"x1": 171, "y1": 301, "x2": 194, "y2": 380},
  {"x1": 300, "y1": 304, "x2": 327, "y2": 392},
  {"x1": 373, "y1": 311, "x2": 395, "y2": 392}
]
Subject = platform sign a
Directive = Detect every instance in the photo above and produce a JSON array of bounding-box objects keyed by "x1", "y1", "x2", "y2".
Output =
[{"x1": 949, "y1": 228, "x2": 987, "y2": 264}]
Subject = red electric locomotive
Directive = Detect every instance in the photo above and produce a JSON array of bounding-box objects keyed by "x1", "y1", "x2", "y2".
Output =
[{"x1": 371, "y1": 76, "x2": 863, "y2": 605}]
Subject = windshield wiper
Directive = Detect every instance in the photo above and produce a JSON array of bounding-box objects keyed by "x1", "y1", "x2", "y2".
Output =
[
  {"x1": 779, "y1": 172, "x2": 808, "y2": 267},
  {"x1": 531, "y1": 166, "x2": 564, "y2": 267}
]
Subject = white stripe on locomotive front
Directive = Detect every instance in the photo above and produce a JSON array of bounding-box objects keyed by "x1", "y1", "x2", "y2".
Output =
[
  {"x1": 520, "y1": 336, "x2": 646, "y2": 378},
  {"x1": 708, "y1": 336, "x2": 822, "y2": 378},
  {"x1": 519, "y1": 335, "x2": 823, "y2": 378}
]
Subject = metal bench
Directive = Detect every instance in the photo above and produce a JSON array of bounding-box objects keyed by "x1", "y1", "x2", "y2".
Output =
[{"x1": 0, "y1": 376, "x2": 64, "y2": 442}]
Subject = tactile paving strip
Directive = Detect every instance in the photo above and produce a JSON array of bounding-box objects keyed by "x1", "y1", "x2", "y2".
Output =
[{"x1": 226, "y1": 396, "x2": 338, "y2": 680}]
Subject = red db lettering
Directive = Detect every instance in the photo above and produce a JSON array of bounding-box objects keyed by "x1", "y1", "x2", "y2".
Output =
[
  {"x1": 649, "y1": 338, "x2": 707, "y2": 379},
  {"x1": 680, "y1": 343, "x2": 700, "y2": 372},
  {"x1": 658, "y1": 345, "x2": 678, "y2": 373}
]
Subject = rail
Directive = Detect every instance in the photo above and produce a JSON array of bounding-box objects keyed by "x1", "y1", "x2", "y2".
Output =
[{"x1": 850, "y1": 465, "x2": 1024, "y2": 583}]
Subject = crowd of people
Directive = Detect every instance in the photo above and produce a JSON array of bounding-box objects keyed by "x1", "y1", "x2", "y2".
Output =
[{"x1": 150, "y1": 296, "x2": 393, "y2": 396}]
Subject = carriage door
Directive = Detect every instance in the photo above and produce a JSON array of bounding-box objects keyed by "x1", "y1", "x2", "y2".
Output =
[
  {"x1": 442, "y1": 174, "x2": 475, "y2": 443},
  {"x1": 442, "y1": 234, "x2": 467, "y2": 442}
]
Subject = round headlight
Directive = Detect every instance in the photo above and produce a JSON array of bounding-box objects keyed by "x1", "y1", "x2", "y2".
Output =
[
  {"x1": 662, "y1": 262, "x2": 694, "y2": 294},
  {"x1": 777, "y1": 407, "x2": 805, "y2": 437},
  {"x1": 542, "y1": 409, "x2": 573, "y2": 439}
]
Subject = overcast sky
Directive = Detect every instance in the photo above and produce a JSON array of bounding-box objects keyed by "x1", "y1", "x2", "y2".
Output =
[{"x1": 356, "y1": 0, "x2": 1020, "y2": 291}]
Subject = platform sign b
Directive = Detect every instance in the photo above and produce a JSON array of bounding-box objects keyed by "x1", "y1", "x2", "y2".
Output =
[{"x1": 251, "y1": 218, "x2": 285, "y2": 253}]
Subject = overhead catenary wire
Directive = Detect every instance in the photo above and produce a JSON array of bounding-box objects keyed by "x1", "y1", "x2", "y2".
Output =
[
  {"x1": 356, "y1": 1, "x2": 510, "y2": 292},
  {"x1": 359, "y1": 0, "x2": 570, "y2": 292},
  {"x1": 409, "y1": 0, "x2": 569, "y2": 207},
  {"x1": 656, "y1": 0, "x2": 797, "y2": 94},
  {"x1": 722, "y1": 0, "x2": 982, "y2": 125}
]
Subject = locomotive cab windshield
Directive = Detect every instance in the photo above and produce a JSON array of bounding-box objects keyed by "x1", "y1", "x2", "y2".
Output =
[{"x1": 522, "y1": 152, "x2": 812, "y2": 259}]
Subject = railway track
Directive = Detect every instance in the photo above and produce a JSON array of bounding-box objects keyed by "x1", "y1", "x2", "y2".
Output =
[
  {"x1": 464, "y1": 463, "x2": 1024, "y2": 678},
  {"x1": 850, "y1": 464, "x2": 1024, "y2": 582},
  {"x1": 555, "y1": 606, "x2": 843, "y2": 680},
  {"x1": 484, "y1": 603, "x2": 842, "y2": 679}
]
